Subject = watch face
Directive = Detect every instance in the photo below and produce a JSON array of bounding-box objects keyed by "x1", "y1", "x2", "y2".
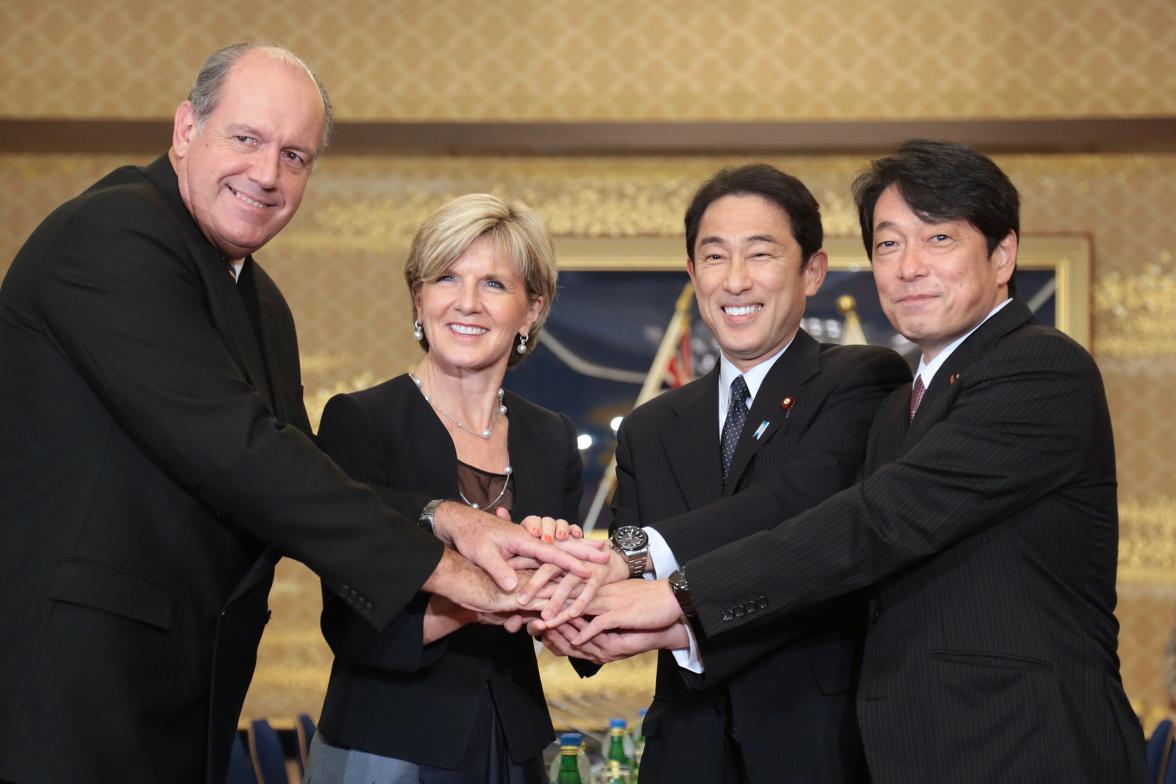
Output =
[{"x1": 613, "y1": 525, "x2": 649, "y2": 551}]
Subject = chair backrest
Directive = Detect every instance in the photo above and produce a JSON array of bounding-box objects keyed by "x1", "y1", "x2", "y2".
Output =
[
  {"x1": 1149, "y1": 718, "x2": 1174, "y2": 784},
  {"x1": 247, "y1": 718, "x2": 289, "y2": 784},
  {"x1": 226, "y1": 732, "x2": 258, "y2": 784},
  {"x1": 294, "y1": 713, "x2": 317, "y2": 774}
]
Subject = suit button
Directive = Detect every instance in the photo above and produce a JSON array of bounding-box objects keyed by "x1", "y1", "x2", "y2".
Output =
[
  {"x1": 712, "y1": 704, "x2": 724, "y2": 717},
  {"x1": 732, "y1": 606, "x2": 744, "y2": 618},
  {"x1": 757, "y1": 596, "x2": 768, "y2": 609},
  {"x1": 744, "y1": 601, "x2": 756, "y2": 614},
  {"x1": 364, "y1": 601, "x2": 373, "y2": 614},
  {"x1": 721, "y1": 609, "x2": 734, "y2": 622},
  {"x1": 339, "y1": 584, "x2": 350, "y2": 597},
  {"x1": 349, "y1": 589, "x2": 358, "y2": 601}
]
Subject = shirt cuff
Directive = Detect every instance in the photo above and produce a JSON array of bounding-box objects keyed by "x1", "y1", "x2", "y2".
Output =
[
  {"x1": 643, "y1": 527, "x2": 704, "y2": 674},
  {"x1": 644, "y1": 526, "x2": 677, "y2": 578}
]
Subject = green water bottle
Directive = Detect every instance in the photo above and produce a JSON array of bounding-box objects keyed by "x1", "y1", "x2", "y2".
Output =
[
  {"x1": 554, "y1": 732, "x2": 583, "y2": 784},
  {"x1": 605, "y1": 758, "x2": 627, "y2": 784},
  {"x1": 632, "y1": 707, "x2": 647, "y2": 781},
  {"x1": 606, "y1": 718, "x2": 631, "y2": 782}
]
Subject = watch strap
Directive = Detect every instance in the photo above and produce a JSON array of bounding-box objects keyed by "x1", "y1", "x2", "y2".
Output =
[{"x1": 418, "y1": 498, "x2": 444, "y2": 537}]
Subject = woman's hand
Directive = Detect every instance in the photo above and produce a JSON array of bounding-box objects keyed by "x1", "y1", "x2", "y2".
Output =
[
  {"x1": 519, "y1": 514, "x2": 584, "y2": 544},
  {"x1": 422, "y1": 594, "x2": 476, "y2": 644}
]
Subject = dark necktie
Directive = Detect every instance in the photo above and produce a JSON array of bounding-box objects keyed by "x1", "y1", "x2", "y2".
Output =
[
  {"x1": 909, "y1": 375, "x2": 926, "y2": 421},
  {"x1": 721, "y1": 375, "x2": 750, "y2": 482}
]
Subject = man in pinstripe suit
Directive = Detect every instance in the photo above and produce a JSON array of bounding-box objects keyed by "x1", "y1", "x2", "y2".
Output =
[{"x1": 555, "y1": 140, "x2": 1150, "y2": 783}]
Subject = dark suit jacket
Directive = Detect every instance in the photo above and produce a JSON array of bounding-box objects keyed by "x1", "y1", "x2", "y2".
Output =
[
  {"x1": 0, "y1": 156, "x2": 443, "y2": 784},
  {"x1": 314, "y1": 374, "x2": 583, "y2": 768},
  {"x1": 686, "y1": 301, "x2": 1150, "y2": 783},
  {"x1": 608, "y1": 333, "x2": 910, "y2": 784}
]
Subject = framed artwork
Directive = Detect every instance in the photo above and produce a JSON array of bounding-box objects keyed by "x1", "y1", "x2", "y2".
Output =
[{"x1": 504, "y1": 235, "x2": 1091, "y2": 531}]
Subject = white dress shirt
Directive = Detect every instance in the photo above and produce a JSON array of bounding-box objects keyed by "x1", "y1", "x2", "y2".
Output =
[
  {"x1": 644, "y1": 339, "x2": 794, "y2": 672},
  {"x1": 912, "y1": 298, "x2": 1012, "y2": 392}
]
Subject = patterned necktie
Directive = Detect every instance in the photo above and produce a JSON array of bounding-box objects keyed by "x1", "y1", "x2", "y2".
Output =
[
  {"x1": 909, "y1": 375, "x2": 926, "y2": 421},
  {"x1": 720, "y1": 375, "x2": 750, "y2": 482}
]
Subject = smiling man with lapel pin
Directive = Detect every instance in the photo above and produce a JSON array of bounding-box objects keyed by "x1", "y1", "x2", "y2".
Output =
[{"x1": 540, "y1": 164, "x2": 909, "y2": 783}]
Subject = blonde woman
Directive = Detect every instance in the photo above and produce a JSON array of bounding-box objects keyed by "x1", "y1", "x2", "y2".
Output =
[{"x1": 304, "y1": 195, "x2": 582, "y2": 783}]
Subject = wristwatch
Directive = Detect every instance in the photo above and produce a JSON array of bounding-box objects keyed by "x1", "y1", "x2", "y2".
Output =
[
  {"x1": 668, "y1": 566, "x2": 696, "y2": 619},
  {"x1": 609, "y1": 525, "x2": 650, "y2": 578},
  {"x1": 418, "y1": 498, "x2": 444, "y2": 537}
]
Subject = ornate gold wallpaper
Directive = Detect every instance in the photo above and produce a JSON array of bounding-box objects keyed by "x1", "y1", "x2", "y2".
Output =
[
  {"x1": 3, "y1": 0, "x2": 1175, "y2": 121},
  {"x1": 3, "y1": 150, "x2": 1173, "y2": 729}
]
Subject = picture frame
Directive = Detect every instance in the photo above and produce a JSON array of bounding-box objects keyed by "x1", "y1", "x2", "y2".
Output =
[{"x1": 505, "y1": 235, "x2": 1091, "y2": 530}]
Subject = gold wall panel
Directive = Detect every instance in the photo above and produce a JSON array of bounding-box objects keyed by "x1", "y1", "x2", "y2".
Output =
[
  {"x1": 3, "y1": 0, "x2": 1176, "y2": 121},
  {"x1": 2, "y1": 150, "x2": 1174, "y2": 727}
]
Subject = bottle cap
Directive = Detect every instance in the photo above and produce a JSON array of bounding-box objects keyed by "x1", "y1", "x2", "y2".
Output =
[
  {"x1": 609, "y1": 718, "x2": 627, "y2": 729},
  {"x1": 559, "y1": 732, "x2": 582, "y2": 746},
  {"x1": 638, "y1": 707, "x2": 647, "y2": 717}
]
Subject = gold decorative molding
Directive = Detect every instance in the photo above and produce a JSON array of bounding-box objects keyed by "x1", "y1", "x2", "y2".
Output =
[
  {"x1": 1118, "y1": 497, "x2": 1176, "y2": 586},
  {"x1": 1094, "y1": 261, "x2": 1176, "y2": 358}
]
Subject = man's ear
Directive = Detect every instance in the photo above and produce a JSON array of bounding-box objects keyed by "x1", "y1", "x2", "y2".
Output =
[
  {"x1": 803, "y1": 250, "x2": 828, "y2": 296},
  {"x1": 172, "y1": 101, "x2": 197, "y2": 158},
  {"x1": 992, "y1": 230, "x2": 1018, "y2": 288}
]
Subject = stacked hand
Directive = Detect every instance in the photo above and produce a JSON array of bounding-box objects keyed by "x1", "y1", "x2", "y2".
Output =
[
  {"x1": 424, "y1": 507, "x2": 689, "y2": 660},
  {"x1": 506, "y1": 517, "x2": 692, "y2": 662},
  {"x1": 420, "y1": 505, "x2": 610, "y2": 641}
]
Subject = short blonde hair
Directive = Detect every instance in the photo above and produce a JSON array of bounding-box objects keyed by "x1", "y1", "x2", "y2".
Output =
[{"x1": 405, "y1": 194, "x2": 557, "y2": 366}]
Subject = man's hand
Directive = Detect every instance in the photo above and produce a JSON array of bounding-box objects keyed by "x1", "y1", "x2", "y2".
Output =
[
  {"x1": 540, "y1": 616, "x2": 689, "y2": 664},
  {"x1": 567, "y1": 578, "x2": 684, "y2": 644},
  {"x1": 422, "y1": 548, "x2": 547, "y2": 616},
  {"x1": 517, "y1": 546, "x2": 629, "y2": 626},
  {"x1": 431, "y1": 502, "x2": 608, "y2": 592}
]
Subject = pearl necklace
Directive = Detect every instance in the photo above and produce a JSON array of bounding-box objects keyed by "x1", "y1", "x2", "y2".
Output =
[
  {"x1": 458, "y1": 465, "x2": 513, "y2": 511},
  {"x1": 410, "y1": 373, "x2": 507, "y2": 440}
]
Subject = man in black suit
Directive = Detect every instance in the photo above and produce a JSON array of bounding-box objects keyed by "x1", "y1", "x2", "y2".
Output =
[
  {"x1": 550, "y1": 141, "x2": 1150, "y2": 783},
  {"x1": 542, "y1": 165, "x2": 909, "y2": 782},
  {"x1": 0, "y1": 43, "x2": 599, "y2": 784}
]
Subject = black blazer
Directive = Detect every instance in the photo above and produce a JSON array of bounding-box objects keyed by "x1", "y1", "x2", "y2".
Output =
[
  {"x1": 0, "y1": 156, "x2": 443, "y2": 784},
  {"x1": 686, "y1": 301, "x2": 1150, "y2": 783},
  {"x1": 314, "y1": 374, "x2": 583, "y2": 768},
  {"x1": 607, "y1": 333, "x2": 909, "y2": 784}
]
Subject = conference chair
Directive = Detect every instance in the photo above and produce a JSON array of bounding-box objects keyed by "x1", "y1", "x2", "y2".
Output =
[
  {"x1": 226, "y1": 732, "x2": 258, "y2": 784},
  {"x1": 1148, "y1": 717, "x2": 1174, "y2": 784},
  {"x1": 294, "y1": 713, "x2": 317, "y2": 775},
  {"x1": 247, "y1": 718, "x2": 289, "y2": 784}
]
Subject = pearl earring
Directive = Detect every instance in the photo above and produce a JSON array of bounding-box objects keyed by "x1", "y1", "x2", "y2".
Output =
[
  {"x1": 413, "y1": 320, "x2": 423, "y2": 341},
  {"x1": 516, "y1": 333, "x2": 529, "y2": 354}
]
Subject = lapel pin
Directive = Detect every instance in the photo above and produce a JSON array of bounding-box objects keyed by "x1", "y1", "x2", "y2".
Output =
[
  {"x1": 753, "y1": 420, "x2": 770, "y2": 440},
  {"x1": 780, "y1": 396, "x2": 795, "y2": 411},
  {"x1": 949, "y1": 372, "x2": 960, "y2": 385}
]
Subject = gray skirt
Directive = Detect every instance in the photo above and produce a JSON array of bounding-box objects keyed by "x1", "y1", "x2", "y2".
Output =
[{"x1": 303, "y1": 687, "x2": 545, "y2": 784}]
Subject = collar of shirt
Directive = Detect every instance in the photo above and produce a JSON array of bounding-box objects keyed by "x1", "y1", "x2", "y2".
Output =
[
  {"x1": 914, "y1": 298, "x2": 1012, "y2": 391},
  {"x1": 228, "y1": 259, "x2": 244, "y2": 282},
  {"x1": 716, "y1": 338, "x2": 793, "y2": 435}
]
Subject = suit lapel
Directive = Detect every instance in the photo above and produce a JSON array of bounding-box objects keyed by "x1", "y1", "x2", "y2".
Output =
[
  {"x1": 903, "y1": 299, "x2": 1035, "y2": 450},
  {"x1": 506, "y1": 395, "x2": 546, "y2": 517},
  {"x1": 659, "y1": 368, "x2": 724, "y2": 509},
  {"x1": 724, "y1": 331, "x2": 821, "y2": 493},
  {"x1": 142, "y1": 156, "x2": 276, "y2": 416},
  {"x1": 230, "y1": 261, "x2": 279, "y2": 415}
]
